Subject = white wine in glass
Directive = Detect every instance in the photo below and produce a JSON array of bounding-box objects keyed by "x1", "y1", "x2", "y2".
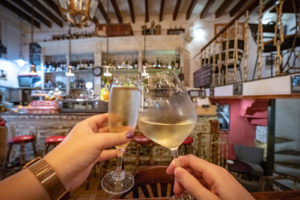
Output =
[{"x1": 101, "y1": 73, "x2": 141, "y2": 195}]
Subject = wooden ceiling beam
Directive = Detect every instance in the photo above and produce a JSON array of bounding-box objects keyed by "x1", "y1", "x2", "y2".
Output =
[
  {"x1": 173, "y1": 0, "x2": 182, "y2": 20},
  {"x1": 229, "y1": 0, "x2": 247, "y2": 17},
  {"x1": 200, "y1": 0, "x2": 216, "y2": 18},
  {"x1": 248, "y1": 0, "x2": 259, "y2": 13},
  {"x1": 159, "y1": 0, "x2": 165, "y2": 21},
  {"x1": 0, "y1": 0, "x2": 40, "y2": 28},
  {"x1": 145, "y1": 0, "x2": 149, "y2": 22},
  {"x1": 41, "y1": 0, "x2": 62, "y2": 17},
  {"x1": 127, "y1": 0, "x2": 135, "y2": 23},
  {"x1": 97, "y1": 1, "x2": 108, "y2": 23},
  {"x1": 215, "y1": 0, "x2": 234, "y2": 18},
  {"x1": 13, "y1": 0, "x2": 52, "y2": 28},
  {"x1": 27, "y1": 0, "x2": 63, "y2": 27},
  {"x1": 110, "y1": 0, "x2": 123, "y2": 23},
  {"x1": 186, "y1": 0, "x2": 197, "y2": 20},
  {"x1": 262, "y1": 0, "x2": 277, "y2": 13}
]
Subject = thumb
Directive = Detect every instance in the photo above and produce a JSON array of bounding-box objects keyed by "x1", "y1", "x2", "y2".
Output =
[
  {"x1": 93, "y1": 131, "x2": 135, "y2": 150},
  {"x1": 174, "y1": 167, "x2": 220, "y2": 200}
]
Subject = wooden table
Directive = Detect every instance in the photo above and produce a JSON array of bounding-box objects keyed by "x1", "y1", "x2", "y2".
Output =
[{"x1": 113, "y1": 191, "x2": 300, "y2": 200}]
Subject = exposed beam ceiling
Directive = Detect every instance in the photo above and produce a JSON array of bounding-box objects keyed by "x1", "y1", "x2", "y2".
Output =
[
  {"x1": 200, "y1": 0, "x2": 216, "y2": 19},
  {"x1": 127, "y1": 0, "x2": 135, "y2": 23},
  {"x1": 98, "y1": 1, "x2": 108, "y2": 23},
  {"x1": 41, "y1": 0, "x2": 62, "y2": 17},
  {"x1": 248, "y1": 0, "x2": 259, "y2": 13},
  {"x1": 13, "y1": 0, "x2": 52, "y2": 28},
  {"x1": 229, "y1": 0, "x2": 248, "y2": 17},
  {"x1": 145, "y1": 0, "x2": 149, "y2": 22},
  {"x1": 215, "y1": 0, "x2": 234, "y2": 18},
  {"x1": 110, "y1": 0, "x2": 122, "y2": 23},
  {"x1": 0, "y1": 0, "x2": 40, "y2": 28},
  {"x1": 262, "y1": 0, "x2": 277, "y2": 13},
  {"x1": 186, "y1": 0, "x2": 197, "y2": 20},
  {"x1": 173, "y1": 0, "x2": 182, "y2": 20},
  {"x1": 159, "y1": 0, "x2": 165, "y2": 22},
  {"x1": 27, "y1": 0, "x2": 63, "y2": 27}
]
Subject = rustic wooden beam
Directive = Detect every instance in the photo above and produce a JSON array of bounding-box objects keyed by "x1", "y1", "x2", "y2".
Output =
[
  {"x1": 193, "y1": 0, "x2": 258, "y2": 58},
  {"x1": 229, "y1": 0, "x2": 247, "y2": 17},
  {"x1": 27, "y1": 0, "x2": 63, "y2": 27},
  {"x1": 13, "y1": 0, "x2": 52, "y2": 28},
  {"x1": 110, "y1": 0, "x2": 123, "y2": 23},
  {"x1": 41, "y1": 0, "x2": 62, "y2": 17},
  {"x1": 159, "y1": 0, "x2": 165, "y2": 21},
  {"x1": 98, "y1": 1, "x2": 108, "y2": 22},
  {"x1": 173, "y1": 0, "x2": 182, "y2": 20},
  {"x1": 186, "y1": 0, "x2": 197, "y2": 20},
  {"x1": 200, "y1": 0, "x2": 215, "y2": 18},
  {"x1": 0, "y1": 0, "x2": 40, "y2": 28},
  {"x1": 215, "y1": 0, "x2": 234, "y2": 18},
  {"x1": 127, "y1": 0, "x2": 135, "y2": 23},
  {"x1": 145, "y1": 0, "x2": 149, "y2": 22},
  {"x1": 262, "y1": 0, "x2": 276, "y2": 12}
]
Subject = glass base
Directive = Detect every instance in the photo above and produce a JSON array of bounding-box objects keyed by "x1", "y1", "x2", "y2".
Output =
[{"x1": 101, "y1": 170, "x2": 134, "y2": 195}]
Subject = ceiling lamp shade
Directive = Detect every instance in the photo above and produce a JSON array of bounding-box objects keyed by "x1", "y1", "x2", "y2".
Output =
[{"x1": 58, "y1": 0, "x2": 98, "y2": 27}]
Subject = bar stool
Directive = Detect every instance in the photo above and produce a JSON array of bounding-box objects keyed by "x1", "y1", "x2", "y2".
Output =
[
  {"x1": 182, "y1": 136, "x2": 194, "y2": 154},
  {"x1": 5, "y1": 135, "x2": 37, "y2": 168},
  {"x1": 133, "y1": 135, "x2": 154, "y2": 168},
  {"x1": 44, "y1": 135, "x2": 65, "y2": 155}
]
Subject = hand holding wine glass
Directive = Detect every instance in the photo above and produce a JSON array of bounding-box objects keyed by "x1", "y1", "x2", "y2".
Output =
[{"x1": 101, "y1": 72, "x2": 141, "y2": 195}]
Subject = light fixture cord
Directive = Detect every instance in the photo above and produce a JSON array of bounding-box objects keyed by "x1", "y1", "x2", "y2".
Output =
[
  {"x1": 106, "y1": 0, "x2": 109, "y2": 65},
  {"x1": 143, "y1": 20, "x2": 146, "y2": 64},
  {"x1": 31, "y1": 2, "x2": 34, "y2": 44},
  {"x1": 69, "y1": 25, "x2": 71, "y2": 66}
]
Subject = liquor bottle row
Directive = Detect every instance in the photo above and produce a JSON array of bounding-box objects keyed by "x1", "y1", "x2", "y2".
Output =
[
  {"x1": 44, "y1": 60, "x2": 94, "y2": 72},
  {"x1": 70, "y1": 78, "x2": 93, "y2": 89},
  {"x1": 50, "y1": 31, "x2": 96, "y2": 41}
]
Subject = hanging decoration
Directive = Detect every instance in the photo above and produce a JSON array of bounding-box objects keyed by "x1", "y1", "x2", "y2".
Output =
[
  {"x1": 256, "y1": 0, "x2": 264, "y2": 79},
  {"x1": 243, "y1": 10, "x2": 249, "y2": 81},
  {"x1": 274, "y1": 0, "x2": 285, "y2": 75},
  {"x1": 58, "y1": 0, "x2": 99, "y2": 27},
  {"x1": 218, "y1": 40, "x2": 222, "y2": 86},
  {"x1": 233, "y1": 20, "x2": 238, "y2": 82}
]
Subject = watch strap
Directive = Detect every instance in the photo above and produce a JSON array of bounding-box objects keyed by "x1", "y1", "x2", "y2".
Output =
[{"x1": 25, "y1": 157, "x2": 70, "y2": 200}]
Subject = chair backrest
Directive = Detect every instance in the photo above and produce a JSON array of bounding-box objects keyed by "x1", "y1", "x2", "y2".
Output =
[
  {"x1": 120, "y1": 166, "x2": 174, "y2": 198},
  {"x1": 234, "y1": 144, "x2": 264, "y2": 164}
]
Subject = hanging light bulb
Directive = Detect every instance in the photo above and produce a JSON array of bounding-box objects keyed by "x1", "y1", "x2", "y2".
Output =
[
  {"x1": 103, "y1": 65, "x2": 112, "y2": 77},
  {"x1": 29, "y1": 64, "x2": 38, "y2": 75},
  {"x1": 141, "y1": 65, "x2": 149, "y2": 77},
  {"x1": 66, "y1": 65, "x2": 75, "y2": 76},
  {"x1": 58, "y1": 0, "x2": 99, "y2": 27}
]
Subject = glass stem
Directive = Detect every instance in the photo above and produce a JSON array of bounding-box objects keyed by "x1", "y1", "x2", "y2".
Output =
[
  {"x1": 171, "y1": 147, "x2": 180, "y2": 167},
  {"x1": 114, "y1": 148, "x2": 125, "y2": 181}
]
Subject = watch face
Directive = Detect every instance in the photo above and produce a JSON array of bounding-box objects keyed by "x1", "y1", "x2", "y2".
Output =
[{"x1": 93, "y1": 67, "x2": 102, "y2": 76}]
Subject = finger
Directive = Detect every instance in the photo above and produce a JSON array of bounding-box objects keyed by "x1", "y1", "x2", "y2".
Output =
[
  {"x1": 174, "y1": 167, "x2": 220, "y2": 200},
  {"x1": 98, "y1": 126, "x2": 109, "y2": 133},
  {"x1": 85, "y1": 114, "x2": 109, "y2": 132},
  {"x1": 94, "y1": 131, "x2": 134, "y2": 150},
  {"x1": 96, "y1": 149, "x2": 118, "y2": 162},
  {"x1": 173, "y1": 178, "x2": 184, "y2": 195},
  {"x1": 167, "y1": 159, "x2": 176, "y2": 175}
]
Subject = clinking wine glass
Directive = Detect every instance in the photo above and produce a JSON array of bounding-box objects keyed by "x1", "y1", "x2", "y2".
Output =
[
  {"x1": 138, "y1": 71, "x2": 197, "y2": 196},
  {"x1": 101, "y1": 72, "x2": 141, "y2": 195}
]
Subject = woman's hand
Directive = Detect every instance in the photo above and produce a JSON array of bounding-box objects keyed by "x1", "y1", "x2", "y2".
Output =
[
  {"x1": 44, "y1": 113, "x2": 134, "y2": 191},
  {"x1": 167, "y1": 154, "x2": 254, "y2": 200}
]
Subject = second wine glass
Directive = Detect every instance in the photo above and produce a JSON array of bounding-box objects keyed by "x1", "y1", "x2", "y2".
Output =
[{"x1": 101, "y1": 72, "x2": 141, "y2": 195}]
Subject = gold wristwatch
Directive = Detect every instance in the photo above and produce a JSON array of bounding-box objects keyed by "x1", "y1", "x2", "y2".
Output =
[{"x1": 23, "y1": 157, "x2": 70, "y2": 200}]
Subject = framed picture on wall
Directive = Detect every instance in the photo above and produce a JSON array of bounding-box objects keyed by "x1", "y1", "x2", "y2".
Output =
[
  {"x1": 214, "y1": 23, "x2": 245, "y2": 43},
  {"x1": 291, "y1": 75, "x2": 300, "y2": 93},
  {"x1": 216, "y1": 104, "x2": 230, "y2": 131}
]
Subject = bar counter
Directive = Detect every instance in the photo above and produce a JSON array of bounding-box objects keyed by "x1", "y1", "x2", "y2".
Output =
[{"x1": 0, "y1": 112, "x2": 102, "y2": 162}]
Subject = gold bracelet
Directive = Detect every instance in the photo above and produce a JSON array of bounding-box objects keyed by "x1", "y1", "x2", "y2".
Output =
[{"x1": 24, "y1": 157, "x2": 70, "y2": 200}]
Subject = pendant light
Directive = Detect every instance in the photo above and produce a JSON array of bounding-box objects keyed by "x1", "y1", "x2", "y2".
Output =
[
  {"x1": 15, "y1": 18, "x2": 26, "y2": 67},
  {"x1": 29, "y1": 2, "x2": 37, "y2": 75},
  {"x1": 66, "y1": 26, "x2": 75, "y2": 76},
  {"x1": 103, "y1": 0, "x2": 111, "y2": 77},
  {"x1": 141, "y1": 21, "x2": 149, "y2": 77},
  {"x1": 58, "y1": 0, "x2": 99, "y2": 27}
]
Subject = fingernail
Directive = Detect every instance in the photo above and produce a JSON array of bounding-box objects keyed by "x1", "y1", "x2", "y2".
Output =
[{"x1": 126, "y1": 132, "x2": 134, "y2": 139}]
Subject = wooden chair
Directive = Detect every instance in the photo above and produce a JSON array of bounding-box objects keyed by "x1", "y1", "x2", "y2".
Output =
[{"x1": 120, "y1": 166, "x2": 174, "y2": 198}]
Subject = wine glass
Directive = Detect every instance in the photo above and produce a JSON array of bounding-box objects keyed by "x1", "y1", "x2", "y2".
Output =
[
  {"x1": 139, "y1": 70, "x2": 197, "y2": 170},
  {"x1": 101, "y1": 72, "x2": 141, "y2": 195}
]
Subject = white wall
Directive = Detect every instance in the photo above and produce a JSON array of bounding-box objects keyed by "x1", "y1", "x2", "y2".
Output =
[{"x1": 275, "y1": 99, "x2": 300, "y2": 151}]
